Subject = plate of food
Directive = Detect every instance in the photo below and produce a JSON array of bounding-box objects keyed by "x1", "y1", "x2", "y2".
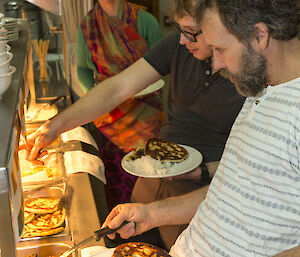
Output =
[
  {"x1": 121, "y1": 138, "x2": 203, "y2": 178},
  {"x1": 135, "y1": 79, "x2": 165, "y2": 98},
  {"x1": 81, "y1": 242, "x2": 171, "y2": 257}
]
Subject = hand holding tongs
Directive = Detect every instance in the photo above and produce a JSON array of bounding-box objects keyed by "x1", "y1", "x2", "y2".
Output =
[{"x1": 60, "y1": 221, "x2": 130, "y2": 257}]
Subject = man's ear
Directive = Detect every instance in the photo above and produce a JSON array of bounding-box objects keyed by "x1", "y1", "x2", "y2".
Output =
[{"x1": 254, "y1": 22, "x2": 270, "y2": 49}]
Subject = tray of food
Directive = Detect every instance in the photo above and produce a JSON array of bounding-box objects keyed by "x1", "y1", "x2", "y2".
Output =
[
  {"x1": 18, "y1": 123, "x2": 64, "y2": 185},
  {"x1": 24, "y1": 102, "x2": 58, "y2": 124},
  {"x1": 18, "y1": 150, "x2": 65, "y2": 185},
  {"x1": 20, "y1": 185, "x2": 71, "y2": 241}
]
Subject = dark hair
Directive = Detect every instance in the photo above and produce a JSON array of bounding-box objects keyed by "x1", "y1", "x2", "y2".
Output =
[
  {"x1": 199, "y1": 0, "x2": 300, "y2": 42},
  {"x1": 172, "y1": 0, "x2": 200, "y2": 18}
]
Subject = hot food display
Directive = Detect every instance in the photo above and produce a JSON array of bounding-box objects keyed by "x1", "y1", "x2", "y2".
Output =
[{"x1": 22, "y1": 197, "x2": 65, "y2": 238}]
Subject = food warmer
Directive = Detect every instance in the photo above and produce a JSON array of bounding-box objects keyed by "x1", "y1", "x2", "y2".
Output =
[{"x1": 0, "y1": 28, "x2": 108, "y2": 257}]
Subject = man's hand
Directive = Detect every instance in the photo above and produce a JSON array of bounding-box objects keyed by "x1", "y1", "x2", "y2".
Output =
[
  {"x1": 102, "y1": 203, "x2": 154, "y2": 240},
  {"x1": 19, "y1": 121, "x2": 59, "y2": 161}
]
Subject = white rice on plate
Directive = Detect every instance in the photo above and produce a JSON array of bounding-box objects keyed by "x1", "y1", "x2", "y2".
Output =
[{"x1": 125, "y1": 155, "x2": 179, "y2": 176}]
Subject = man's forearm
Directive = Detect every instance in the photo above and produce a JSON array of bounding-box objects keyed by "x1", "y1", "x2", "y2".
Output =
[
  {"x1": 50, "y1": 75, "x2": 125, "y2": 135},
  {"x1": 273, "y1": 245, "x2": 300, "y2": 257},
  {"x1": 48, "y1": 58, "x2": 161, "y2": 135},
  {"x1": 146, "y1": 185, "x2": 209, "y2": 228}
]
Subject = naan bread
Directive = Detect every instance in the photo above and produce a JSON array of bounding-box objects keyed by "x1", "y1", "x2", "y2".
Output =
[
  {"x1": 145, "y1": 138, "x2": 188, "y2": 162},
  {"x1": 27, "y1": 208, "x2": 65, "y2": 229},
  {"x1": 24, "y1": 197, "x2": 60, "y2": 214}
]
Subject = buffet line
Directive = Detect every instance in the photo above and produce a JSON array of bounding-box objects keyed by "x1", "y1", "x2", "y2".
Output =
[{"x1": 0, "y1": 27, "x2": 105, "y2": 257}]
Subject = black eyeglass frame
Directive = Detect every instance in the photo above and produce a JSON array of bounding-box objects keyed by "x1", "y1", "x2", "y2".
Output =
[{"x1": 169, "y1": 21, "x2": 202, "y2": 42}]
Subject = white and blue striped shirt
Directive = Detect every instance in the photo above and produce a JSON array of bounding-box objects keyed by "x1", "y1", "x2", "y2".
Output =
[{"x1": 171, "y1": 77, "x2": 300, "y2": 256}]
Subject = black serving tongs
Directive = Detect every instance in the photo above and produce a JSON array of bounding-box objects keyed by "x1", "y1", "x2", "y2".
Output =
[
  {"x1": 60, "y1": 221, "x2": 130, "y2": 257},
  {"x1": 37, "y1": 95, "x2": 66, "y2": 105},
  {"x1": 42, "y1": 140, "x2": 100, "y2": 157}
]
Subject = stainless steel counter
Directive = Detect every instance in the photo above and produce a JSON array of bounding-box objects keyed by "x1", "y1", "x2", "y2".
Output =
[
  {"x1": 17, "y1": 173, "x2": 105, "y2": 256},
  {"x1": 67, "y1": 173, "x2": 104, "y2": 247},
  {"x1": 0, "y1": 31, "x2": 27, "y2": 168},
  {"x1": 0, "y1": 28, "x2": 107, "y2": 256},
  {"x1": 0, "y1": 29, "x2": 29, "y2": 257}
]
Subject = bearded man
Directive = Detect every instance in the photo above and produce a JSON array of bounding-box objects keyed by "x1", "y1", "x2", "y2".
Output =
[{"x1": 102, "y1": 0, "x2": 300, "y2": 256}]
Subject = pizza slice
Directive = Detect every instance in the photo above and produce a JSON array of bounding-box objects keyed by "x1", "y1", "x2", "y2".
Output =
[
  {"x1": 145, "y1": 138, "x2": 188, "y2": 162},
  {"x1": 22, "y1": 224, "x2": 64, "y2": 238},
  {"x1": 24, "y1": 211, "x2": 35, "y2": 224},
  {"x1": 24, "y1": 197, "x2": 60, "y2": 214},
  {"x1": 112, "y1": 242, "x2": 171, "y2": 257},
  {"x1": 27, "y1": 208, "x2": 65, "y2": 230}
]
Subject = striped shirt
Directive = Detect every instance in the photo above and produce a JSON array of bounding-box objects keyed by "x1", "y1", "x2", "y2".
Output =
[{"x1": 171, "y1": 78, "x2": 300, "y2": 256}]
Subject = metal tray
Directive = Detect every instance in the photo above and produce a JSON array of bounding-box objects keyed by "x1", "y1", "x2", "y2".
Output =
[
  {"x1": 24, "y1": 102, "x2": 58, "y2": 124},
  {"x1": 19, "y1": 152, "x2": 65, "y2": 186},
  {"x1": 20, "y1": 186, "x2": 71, "y2": 242},
  {"x1": 23, "y1": 184, "x2": 65, "y2": 199},
  {"x1": 17, "y1": 242, "x2": 76, "y2": 257},
  {"x1": 19, "y1": 124, "x2": 65, "y2": 186}
]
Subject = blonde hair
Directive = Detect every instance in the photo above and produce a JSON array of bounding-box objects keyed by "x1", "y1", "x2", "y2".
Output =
[{"x1": 171, "y1": 0, "x2": 200, "y2": 19}]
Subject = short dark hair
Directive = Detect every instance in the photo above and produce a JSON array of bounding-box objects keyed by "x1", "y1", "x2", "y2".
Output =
[{"x1": 198, "y1": 0, "x2": 300, "y2": 42}]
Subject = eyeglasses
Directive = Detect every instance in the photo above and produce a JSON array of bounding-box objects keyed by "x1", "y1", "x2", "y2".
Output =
[{"x1": 169, "y1": 21, "x2": 202, "y2": 42}]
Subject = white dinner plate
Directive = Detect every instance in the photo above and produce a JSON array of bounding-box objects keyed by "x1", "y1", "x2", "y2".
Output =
[
  {"x1": 121, "y1": 145, "x2": 203, "y2": 178},
  {"x1": 135, "y1": 79, "x2": 165, "y2": 98},
  {"x1": 81, "y1": 246, "x2": 115, "y2": 257}
]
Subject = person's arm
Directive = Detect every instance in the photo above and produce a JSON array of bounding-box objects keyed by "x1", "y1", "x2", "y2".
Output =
[
  {"x1": 137, "y1": 10, "x2": 162, "y2": 48},
  {"x1": 273, "y1": 246, "x2": 300, "y2": 257},
  {"x1": 168, "y1": 161, "x2": 219, "y2": 182},
  {"x1": 76, "y1": 28, "x2": 96, "y2": 93},
  {"x1": 26, "y1": 58, "x2": 161, "y2": 160},
  {"x1": 102, "y1": 186, "x2": 208, "y2": 239}
]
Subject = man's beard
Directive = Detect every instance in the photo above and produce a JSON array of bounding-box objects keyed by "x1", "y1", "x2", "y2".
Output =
[{"x1": 220, "y1": 44, "x2": 267, "y2": 97}]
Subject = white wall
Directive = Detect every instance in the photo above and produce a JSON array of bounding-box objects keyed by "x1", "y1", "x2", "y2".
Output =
[{"x1": 159, "y1": 0, "x2": 173, "y2": 36}]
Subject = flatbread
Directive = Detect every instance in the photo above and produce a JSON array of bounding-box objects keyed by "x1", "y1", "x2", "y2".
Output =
[
  {"x1": 24, "y1": 197, "x2": 60, "y2": 214},
  {"x1": 21, "y1": 165, "x2": 57, "y2": 178},
  {"x1": 27, "y1": 208, "x2": 65, "y2": 229},
  {"x1": 24, "y1": 211, "x2": 35, "y2": 224},
  {"x1": 145, "y1": 138, "x2": 188, "y2": 162},
  {"x1": 22, "y1": 224, "x2": 64, "y2": 238},
  {"x1": 112, "y1": 242, "x2": 171, "y2": 257}
]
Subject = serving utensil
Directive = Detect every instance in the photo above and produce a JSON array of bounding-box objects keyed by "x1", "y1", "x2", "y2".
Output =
[
  {"x1": 23, "y1": 177, "x2": 66, "y2": 199},
  {"x1": 60, "y1": 221, "x2": 130, "y2": 257},
  {"x1": 42, "y1": 140, "x2": 100, "y2": 157}
]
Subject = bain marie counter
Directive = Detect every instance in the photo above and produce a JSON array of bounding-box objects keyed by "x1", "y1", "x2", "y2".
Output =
[{"x1": 0, "y1": 29, "x2": 109, "y2": 257}]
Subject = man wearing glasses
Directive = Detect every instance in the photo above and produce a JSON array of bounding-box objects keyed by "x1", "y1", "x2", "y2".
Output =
[
  {"x1": 24, "y1": 0, "x2": 244, "y2": 249},
  {"x1": 169, "y1": 20, "x2": 203, "y2": 42}
]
